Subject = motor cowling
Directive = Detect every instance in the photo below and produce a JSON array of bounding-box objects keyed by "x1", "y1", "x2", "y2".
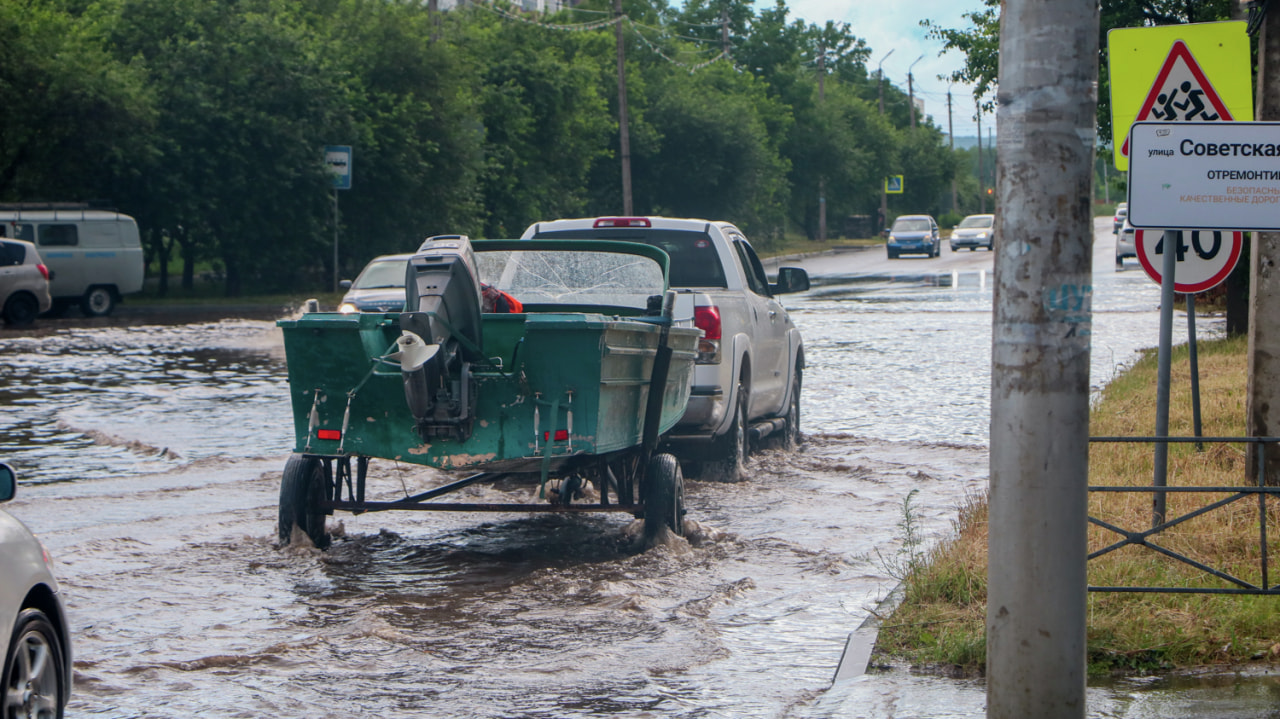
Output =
[{"x1": 396, "y1": 235, "x2": 483, "y2": 442}]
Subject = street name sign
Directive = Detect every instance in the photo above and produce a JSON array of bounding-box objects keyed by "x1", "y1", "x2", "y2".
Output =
[
  {"x1": 1108, "y1": 22, "x2": 1252, "y2": 171},
  {"x1": 1128, "y1": 121, "x2": 1280, "y2": 232}
]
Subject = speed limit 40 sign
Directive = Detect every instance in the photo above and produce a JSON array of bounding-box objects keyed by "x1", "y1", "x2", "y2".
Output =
[{"x1": 1135, "y1": 229, "x2": 1243, "y2": 293}]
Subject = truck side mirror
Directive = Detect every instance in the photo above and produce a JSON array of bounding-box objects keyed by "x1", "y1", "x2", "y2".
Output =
[{"x1": 771, "y1": 267, "x2": 810, "y2": 294}]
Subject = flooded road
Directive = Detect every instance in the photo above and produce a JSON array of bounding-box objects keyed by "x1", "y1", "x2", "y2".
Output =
[{"x1": 4, "y1": 218, "x2": 1266, "y2": 718}]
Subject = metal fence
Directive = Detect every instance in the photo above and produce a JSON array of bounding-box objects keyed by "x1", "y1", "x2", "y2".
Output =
[{"x1": 1087, "y1": 435, "x2": 1280, "y2": 595}]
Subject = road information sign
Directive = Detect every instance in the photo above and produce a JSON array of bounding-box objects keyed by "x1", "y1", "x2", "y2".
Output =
[
  {"x1": 885, "y1": 175, "x2": 903, "y2": 194},
  {"x1": 325, "y1": 145, "x2": 352, "y2": 190},
  {"x1": 1108, "y1": 22, "x2": 1252, "y2": 171},
  {"x1": 1134, "y1": 228, "x2": 1243, "y2": 293},
  {"x1": 1128, "y1": 121, "x2": 1280, "y2": 232}
]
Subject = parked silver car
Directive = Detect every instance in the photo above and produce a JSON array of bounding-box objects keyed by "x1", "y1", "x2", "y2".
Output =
[
  {"x1": 0, "y1": 239, "x2": 52, "y2": 327},
  {"x1": 1, "y1": 463, "x2": 71, "y2": 718},
  {"x1": 338, "y1": 253, "x2": 412, "y2": 313},
  {"x1": 522, "y1": 216, "x2": 808, "y2": 482}
]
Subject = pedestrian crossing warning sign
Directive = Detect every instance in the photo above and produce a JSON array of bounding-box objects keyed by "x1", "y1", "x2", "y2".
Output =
[{"x1": 1108, "y1": 22, "x2": 1251, "y2": 171}]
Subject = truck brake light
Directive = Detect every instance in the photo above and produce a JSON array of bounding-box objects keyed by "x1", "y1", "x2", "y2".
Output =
[
  {"x1": 694, "y1": 305, "x2": 721, "y2": 340},
  {"x1": 593, "y1": 217, "x2": 651, "y2": 228}
]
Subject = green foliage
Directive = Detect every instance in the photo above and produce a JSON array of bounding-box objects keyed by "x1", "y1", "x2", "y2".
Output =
[
  {"x1": 923, "y1": 0, "x2": 1241, "y2": 144},
  {"x1": 4, "y1": 0, "x2": 964, "y2": 293}
]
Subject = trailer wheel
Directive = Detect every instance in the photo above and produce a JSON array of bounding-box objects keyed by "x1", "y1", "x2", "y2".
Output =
[
  {"x1": 80, "y1": 286, "x2": 116, "y2": 317},
  {"x1": 644, "y1": 453, "x2": 685, "y2": 539},
  {"x1": 278, "y1": 454, "x2": 330, "y2": 549}
]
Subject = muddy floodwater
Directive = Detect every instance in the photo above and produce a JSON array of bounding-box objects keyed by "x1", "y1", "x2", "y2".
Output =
[{"x1": 4, "y1": 220, "x2": 1275, "y2": 718}]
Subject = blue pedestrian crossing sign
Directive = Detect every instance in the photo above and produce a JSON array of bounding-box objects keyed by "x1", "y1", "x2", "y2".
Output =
[{"x1": 885, "y1": 175, "x2": 904, "y2": 194}]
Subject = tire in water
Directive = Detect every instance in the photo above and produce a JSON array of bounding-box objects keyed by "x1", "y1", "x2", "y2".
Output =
[
  {"x1": 4, "y1": 608, "x2": 66, "y2": 719},
  {"x1": 782, "y1": 372, "x2": 801, "y2": 451},
  {"x1": 701, "y1": 384, "x2": 748, "y2": 482},
  {"x1": 278, "y1": 454, "x2": 330, "y2": 548},
  {"x1": 644, "y1": 453, "x2": 685, "y2": 540}
]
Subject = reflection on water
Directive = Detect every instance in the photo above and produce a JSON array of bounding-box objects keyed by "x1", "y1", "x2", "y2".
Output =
[
  {"x1": 788, "y1": 251, "x2": 1218, "y2": 445},
  {"x1": 0, "y1": 320, "x2": 291, "y2": 484}
]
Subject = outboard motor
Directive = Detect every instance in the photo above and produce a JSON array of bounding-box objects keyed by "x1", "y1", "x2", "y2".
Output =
[{"x1": 395, "y1": 235, "x2": 484, "y2": 442}]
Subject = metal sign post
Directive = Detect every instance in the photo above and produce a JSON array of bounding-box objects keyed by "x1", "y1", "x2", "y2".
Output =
[
  {"x1": 1128, "y1": 121, "x2": 1280, "y2": 525},
  {"x1": 325, "y1": 145, "x2": 353, "y2": 293}
]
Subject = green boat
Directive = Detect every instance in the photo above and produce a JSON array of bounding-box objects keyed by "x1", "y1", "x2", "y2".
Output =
[{"x1": 276, "y1": 237, "x2": 702, "y2": 548}]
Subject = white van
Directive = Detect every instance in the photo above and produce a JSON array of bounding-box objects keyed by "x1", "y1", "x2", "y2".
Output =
[{"x1": 0, "y1": 206, "x2": 144, "y2": 316}]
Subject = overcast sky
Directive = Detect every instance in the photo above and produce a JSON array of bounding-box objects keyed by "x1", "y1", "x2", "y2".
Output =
[{"x1": 779, "y1": 0, "x2": 992, "y2": 138}]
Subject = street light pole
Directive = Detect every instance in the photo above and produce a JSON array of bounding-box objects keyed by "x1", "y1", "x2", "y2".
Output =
[
  {"x1": 877, "y1": 49, "x2": 894, "y2": 115},
  {"x1": 908, "y1": 55, "x2": 923, "y2": 127},
  {"x1": 877, "y1": 49, "x2": 894, "y2": 233}
]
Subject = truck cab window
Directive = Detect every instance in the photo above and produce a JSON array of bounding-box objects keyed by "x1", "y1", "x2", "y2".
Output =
[{"x1": 731, "y1": 238, "x2": 771, "y2": 296}]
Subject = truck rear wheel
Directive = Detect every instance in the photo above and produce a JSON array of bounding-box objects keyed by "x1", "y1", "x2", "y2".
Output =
[{"x1": 702, "y1": 384, "x2": 748, "y2": 482}]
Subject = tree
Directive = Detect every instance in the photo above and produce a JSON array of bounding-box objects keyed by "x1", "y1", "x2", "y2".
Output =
[
  {"x1": 0, "y1": 1, "x2": 153, "y2": 202},
  {"x1": 923, "y1": 0, "x2": 1237, "y2": 142},
  {"x1": 463, "y1": 14, "x2": 613, "y2": 237}
]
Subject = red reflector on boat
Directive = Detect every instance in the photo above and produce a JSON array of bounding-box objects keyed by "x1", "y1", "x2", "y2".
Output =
[
  {"x1": 543, "y1": 430, "x2": 570, "y2": 441},
  {"x1": 317, "y1": 429, "x2": 341, "y2": 441},
  {"x1": 593, "y1": 217, "x2": 651, "y2": 228}
]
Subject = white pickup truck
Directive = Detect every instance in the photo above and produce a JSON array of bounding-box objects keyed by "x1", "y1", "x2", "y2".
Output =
[{"x1": 521, "y1": 216, "x2": 809, "y2": 481}]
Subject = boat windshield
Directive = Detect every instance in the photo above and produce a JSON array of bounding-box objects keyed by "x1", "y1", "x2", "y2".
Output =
[{"x1": 475, "y1": 249, "x2": 665, "y2": 310}]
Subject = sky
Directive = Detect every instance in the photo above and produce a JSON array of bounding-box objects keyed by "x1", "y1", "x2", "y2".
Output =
[{"x1": 778, "y1": 0, "x2": 992, "y2": 138}]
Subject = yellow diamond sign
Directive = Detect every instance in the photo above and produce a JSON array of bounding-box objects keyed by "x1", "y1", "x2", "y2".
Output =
[{"x1": 1108, "y1": 22, "x2": 1252, "y2": 171}]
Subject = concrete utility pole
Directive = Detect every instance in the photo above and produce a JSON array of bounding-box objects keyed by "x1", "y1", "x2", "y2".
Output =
[
  {"x1": 908, "y1": 55, "x2": 923, "y2": 128},
  {"x1": 948, "y1": 86, "x2": 957, "y2": 213},
  {"x1": 614, "y1": 0, "x2": 633, "y2": 214},
  {"x1": 976, "y1": 99, "x2": 985, "y2": 214},
  {"x1": 1248, "y1": 0, "x2": 1280, "y2": 482},
  {"x1": 987, "y1": 0, "x2": 1098, "y2": 717},
  {"x1": 818, "y1": 42, "x2": 827, "y2": 242},
  {"x1": 877, "y1": 49, "x2": 894, "y2": 233}
]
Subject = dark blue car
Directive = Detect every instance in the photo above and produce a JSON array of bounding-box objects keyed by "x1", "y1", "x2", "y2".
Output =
[{"x1": 886, "y1": 215, "x2": 941, "y2": 259}]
